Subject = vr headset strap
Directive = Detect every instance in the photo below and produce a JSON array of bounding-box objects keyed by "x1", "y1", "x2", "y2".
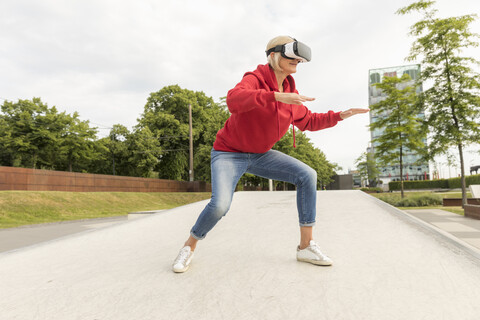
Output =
[{"x1": 266, "y1": 45, "x2": 284, "y2": 57}]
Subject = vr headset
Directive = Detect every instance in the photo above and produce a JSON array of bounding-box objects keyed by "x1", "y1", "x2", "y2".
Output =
[{"x1": 265, "y1": 39, "x2": 311, "y2": 63}]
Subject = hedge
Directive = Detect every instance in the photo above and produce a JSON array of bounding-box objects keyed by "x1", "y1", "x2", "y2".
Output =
[
  {"x1": 389, "y1": 174, "x2": 480, "y2": 191},
  {"x1": 360, "y1": 187, "x2": 383, "y2": 193},
  {"x1": 449, "y1": 174, "x2": 480, "y2": 189}
]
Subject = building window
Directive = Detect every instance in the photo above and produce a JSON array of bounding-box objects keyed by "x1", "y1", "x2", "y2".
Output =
[{"x1": 370, "y1": 73, "x2": 380, "y2": 84}]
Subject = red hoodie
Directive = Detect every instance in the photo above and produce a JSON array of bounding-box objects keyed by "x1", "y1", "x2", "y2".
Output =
[{"x1": 213, "y1": 64, "x2": 343, "y2": 153}]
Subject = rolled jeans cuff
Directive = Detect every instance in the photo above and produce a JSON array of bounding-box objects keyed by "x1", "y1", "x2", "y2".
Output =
[
  {"x1": 299, "y1": 221, "x2": 316, "y2": 227},
  {"x1": 190, "y1": 230, "x2": 205, "y2": 241}
]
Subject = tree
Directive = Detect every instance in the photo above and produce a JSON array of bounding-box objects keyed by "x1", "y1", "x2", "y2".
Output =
[
  {"x1": 0, "y1": 98, "x2": 60, "y2": 169},
  {"x1": 355, "y1": 151, "x2": 380, "y2": 187},
  {"x1": 0, "y1": 98, "x2": 102, "y2": 172},
  {"x1": 0, "y1": 115, "x2": 11, "y2": 165},
  {"x1": 397, "y1": 1, "x2": 480, "y2": 206},
  {"x1": 193, "y1": 97, "x2": 230, "y2": 182},
  {"x1": 369, "y1": 74, "x2": 426, "y2": 198},
  {"x1": 138, "y1": 85, "x2": 229, "y2": 181},
  {"x1": 85, "y1": 138, "x2": 111, "y2": 175},
  {"x1": 105, "y1": 124, "x2": 130, "y2": 176},
  {"x1": 124, "y1": 127, "x2": 163, "y2": 178},
  {"x1": 57, "y1": 112, "x2": 98, "y2": 172}
]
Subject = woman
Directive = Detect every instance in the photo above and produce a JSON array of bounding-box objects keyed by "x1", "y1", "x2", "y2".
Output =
[{"x1": 172, "y1": 36, "x2": 369, "y2": 272}]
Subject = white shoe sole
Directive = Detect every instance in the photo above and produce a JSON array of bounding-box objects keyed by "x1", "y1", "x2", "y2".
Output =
[
  {"x1": 297, "y1": 257, "x2": 333, "y2": 266},
  {"x1": 172, "y1": 265, "x2": 190, "y2": 273}
]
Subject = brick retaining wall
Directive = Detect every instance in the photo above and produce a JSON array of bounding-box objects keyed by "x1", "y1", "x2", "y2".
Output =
[
  {"x1": 442, "y1": 198, "x2": 480, "y2": 206},
  {"x1": 465, "y1": 205, "x2": 480, "y2": 220},
  {"x1": 0, "y1": 166, "x2": 211, "y2": 192}
]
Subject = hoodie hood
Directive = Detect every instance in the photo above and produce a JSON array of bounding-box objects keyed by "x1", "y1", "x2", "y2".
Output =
[{"x1": 245, "y1": 64, "x2": 296, "y2": 93}]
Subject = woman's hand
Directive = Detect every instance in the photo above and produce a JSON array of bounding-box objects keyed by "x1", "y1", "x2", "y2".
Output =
[
  {"x1": 340, "y1": 108, "x2": 370, "y2": 119},
  {"x1": 274, "y1": 92, "x2": 315, "y2": 105}
]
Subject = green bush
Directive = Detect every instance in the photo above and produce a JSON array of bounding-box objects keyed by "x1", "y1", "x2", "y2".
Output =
[
  {"x1": 389, "y1": 174, "x2": 480, "y2": 191},
  {"x1": 360, "y1": 187, "x2": 383, "y2": 193},
  {"x1": 375, "y1": 194, "x2": 401, "y2": 206},
  {"x1": 375, "y1": 193, "x2": 442, "y2": 207},
  {"x1": 389, "y1": 179, "x2": 449, "y2": 191},
  {"x1": 395, "y1": 197, "x2": 418, "y2": 207},
  {"x1": 450, "y1": 175, "x2": 480, "y2": 188},
  {"x1": 467, "y1": 174, "x2": 480, "y2": 186},
  {"x1": 397, "y1": 194, "x2": 442, "y2": 207},
  {"x1": 448, "y1": 177, "x2": 461, "y2": 189}
]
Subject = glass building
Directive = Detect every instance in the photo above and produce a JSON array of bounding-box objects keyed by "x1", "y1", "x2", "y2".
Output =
[{"x1": 368, "y1": 64, "x2": 430, "y2": 184}]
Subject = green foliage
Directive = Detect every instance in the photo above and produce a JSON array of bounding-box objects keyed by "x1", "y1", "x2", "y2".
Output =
[
  {"x1": 57, "y1": 112, "x2": 99, "y2": 172},
  {"x1": 125, "y1": 127, "x2": 163, "y2": 177},
  {"x1": 389, "y1": 179, "x2": 448, "y2": 190},
  {"x1": 396, "y1": 194, "x2": 443, "y2": 207},
  {"x1": 0, "y1": 98, "x2": 99, "y2": 171},
  {"x1": 369, "y1": 73, "x2": 427, "y2": 197},
  {"x1": 375, "y1": 192, "x2": 442, "y2": 207},
  {"x1": 360, "y1": 187, "x2": 383, "y2": 193},
  {"x1": 448, "y1": 174, "x2": 480, "y2": 189},
  {"x1": 89, "y1": 125, "x2": 163, "y2": 178},
  {"x1": 355, "y1": 152, "x2": 380, "y2": 187},
  {"x1": 194, "y1": 97, "x2": 230, "y2": 183},
  {"x1": 389, "y1": 174, "x2": 480, "y2": 190},
  {"x1": 0, "y1": 98, "x2": 56, "y2": 168},
  {"x1": 397, "y1": 0, "x2": 480, "y2": 204},
  {"x1": 137, "y1": 85, "x2": 229, "y2": 181}
]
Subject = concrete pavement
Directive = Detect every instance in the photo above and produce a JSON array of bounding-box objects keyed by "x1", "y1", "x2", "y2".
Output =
[
  {"x1": 0, "y1": 216, "x2": 128, "y2": 253},
  {"x1": 0, "y1": 211, "x2": 163, "y2": 253},
  {"x1": 405, "y1": 208, "x2": 480, "y2": 252},
  {"x1": 1, "y1": 190, "x2": 480, "y2": 320}
]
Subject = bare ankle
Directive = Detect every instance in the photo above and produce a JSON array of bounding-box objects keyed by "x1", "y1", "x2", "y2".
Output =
[{"x1": 184, "y1": 236, "x2": 198, "y2": 251}]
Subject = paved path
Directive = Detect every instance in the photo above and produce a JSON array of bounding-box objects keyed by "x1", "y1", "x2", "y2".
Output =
[
  {"x1": 0, "y1": 216, "x2": 127, "y2": 253},
  {"x1": 405, "y1": 208, "x2": 480, "y2": 251},
  {"x1": 1, "y1": 191, "x2": 480, "y2": 320},
  {"x1": 0, "y1": 211, "x2": 162, "y2": 253}
]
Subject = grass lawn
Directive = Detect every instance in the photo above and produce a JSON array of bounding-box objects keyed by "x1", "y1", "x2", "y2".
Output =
[{"x1": 0, "y1": 191, "x2": 211, "y2": 229}]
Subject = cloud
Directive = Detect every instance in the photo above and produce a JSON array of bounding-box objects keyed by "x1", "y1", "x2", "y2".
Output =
[{"x1": 1, "y1": 0, "x2": 479, "y2": 173}]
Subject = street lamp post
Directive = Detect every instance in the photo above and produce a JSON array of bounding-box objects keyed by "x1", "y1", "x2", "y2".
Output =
[{"x1": 189, "y1": 104, "x2": 194, "y2": 182}]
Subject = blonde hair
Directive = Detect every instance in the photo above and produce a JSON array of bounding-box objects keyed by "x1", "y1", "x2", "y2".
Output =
[{"x1": 266, "y1": 35, "x2": 295, "y2": 71}]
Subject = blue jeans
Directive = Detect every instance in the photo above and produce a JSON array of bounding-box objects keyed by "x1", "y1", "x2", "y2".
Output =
[{"x1": 190, "y1": 149, "x2": 317, "y2": 240}]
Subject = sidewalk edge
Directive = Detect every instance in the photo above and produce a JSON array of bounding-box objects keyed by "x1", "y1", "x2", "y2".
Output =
[{"x1": 357, "y1": 191, "x2": 480, "y2": 262}]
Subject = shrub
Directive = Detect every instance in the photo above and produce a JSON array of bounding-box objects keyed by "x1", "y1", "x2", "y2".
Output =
[
  {"x1": 448, "y1": 177, "x2": 461, "y2": 189},
  {"x1": 395, "y1": 198, "x2": 417, "y2": 207},
  {"x1": 466, "y1": 174, "x2": 480, "y2": 187},
  {"x1": 360, "y1": 187, "x2": 383, "y2": 193},
  {"x1": 396, "y1": 194, "x2": 442, "y2": 207},
  {"x1": 389, "y1": 174, "x2": 480, "y2": 191},
  {"x1": 375, "y1": 194, "x2": 401, "y2": 206},
  {"x1": 375, "y1": 193, "x2": 442, "y2": 207}
]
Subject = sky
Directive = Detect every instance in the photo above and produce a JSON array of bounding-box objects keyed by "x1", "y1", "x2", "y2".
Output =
[{"x1": 1, "y1": 0, "x2": 479, "y2": 178}]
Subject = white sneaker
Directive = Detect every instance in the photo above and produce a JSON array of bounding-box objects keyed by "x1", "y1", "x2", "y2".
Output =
[
  {"x1": 296, "y1": 240, "x2": 333, "y2": 266},
  {"x1": 172, "y1": 246, "x2": 194, "y2": 273}
]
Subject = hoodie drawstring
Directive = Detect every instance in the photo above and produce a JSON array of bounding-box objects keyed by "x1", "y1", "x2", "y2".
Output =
[
  {"x1": 276, "y1": 102, "x2": 281, "y2": 142},
  {"x1": 292, "y1": 124, "x2": 296, "y2": 148}
]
